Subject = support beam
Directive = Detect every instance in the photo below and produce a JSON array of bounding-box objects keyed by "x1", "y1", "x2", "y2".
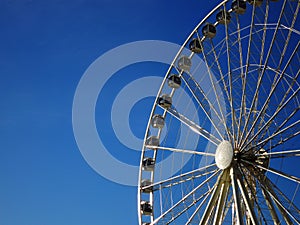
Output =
[
  {"x1": 261, "y1": 188, "x2": 280, "y2": 225},
  {"x1": 200, "y1": 169, "x2": 230, "y2": 225},
  {"x1": 213, "y1": 174, "x2": 231, "y2": 225},
  {"x1": 230, "y1": 167, "x2": 244, "y2": 225}
]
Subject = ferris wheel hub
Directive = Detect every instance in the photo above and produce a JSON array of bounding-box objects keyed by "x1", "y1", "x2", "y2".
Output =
[{"x1": 215, "y1": 141, "x2": 234, "y2": 169}]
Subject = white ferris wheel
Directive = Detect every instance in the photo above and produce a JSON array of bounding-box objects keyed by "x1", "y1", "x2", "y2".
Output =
[{"x1": 138, "y1": 0, "x2": 300, "y2": 224}]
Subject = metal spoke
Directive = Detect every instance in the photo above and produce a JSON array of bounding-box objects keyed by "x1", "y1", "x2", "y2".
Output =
[
  {"x1": 239, "y1": 0, "x2": 288, "y2": 148},
  {"x1": 145, "y1": 145, "x2": 215, "y2": 157},
  {"x1": 257, "y1": 119, "x2": 300, "y2": 145},
  {"x1": 258, "y1": 0, "x2": 270, "y2": 71},
  {"x1": 258, "y1": 176, "x2": 300, "y2": 224},
  {"x1": 184, "y1": 188, "x2": 213, "y2": 225},
  {"x1": 266, "y1": 177, "x2": 300, "y2": 223},
  {"x1": 242, "y1": 159, "x2": 300, "y2": 184},
  {"x1": 275, "y1": 1, "x2": 300, "y2": 70},
  {"x1": 142, "y1": 164, "x2": 218, "y2": 192},
  {"x1": 253, "y1": 3, "x2": 300, "y2": 141},
  {"x1": 222, "y1": 195, "x2": 234, "y2": 225},
  {"x1": 256, "y1": 103, "x2": 300, "y2": 152},
  {"x1": 162, "y1": 106, "x2": 221, "y2": 145},
  {"x1": 262, "y1": 121, "x2": 300, "y2": 151},
  {"x1": 166, "y1": 189, "x2": 212, "y2": 225},
  {"x1": 259, "y1": 104, "x2": 300, "y2": 146},
  {"x1": 267, "y1": 132, "x2": 300, "y2": 154},
  {"x1": 206, "y1": 5, "x2": 232, "y2": 113},
  {"x1": 208, "y1": 37, "x2": 231, "y2": 107},
  {"x1": 234, "y1": 11, "x2": 247, "y2": 149},
  {"x1": 239, "y1": 165, "x2": 270, "y2": 225},
  {"x1": 151, "y1": 169, "x2": 220, "y2": 224},
  {"x1": 256, "y1": 149, "x2": 300, "y2": 158},
  {"x1": 261, "y1": 187, "x2": 281, "y2": 225},
  {"x1": 239, "y1": 41, "x2": 300, "y2": 151},
  {"x1": 202, "y1": 38, "x2": 232, "y2": 141},
  {"x1": 224, "y1": 5, "x2": 238, "y2": 147},
  {"x1": 262, "y1": 166, "x2": 300, "y2": 184},
  {"x1": 180, "y1": 71, "x2": 225, "y2": 140},
  {"x1": 240, "y1": 85, "x2": 300, "y2": 152},
  {"x1": 241, "y1": 42, "x2": 300, "y2": 149},
  {"x1": 243, "y1": 166, "x2": 295, "y2": 224},
  {"x1": 265, "y1": 189, "x2": 300, "y2": 224}
]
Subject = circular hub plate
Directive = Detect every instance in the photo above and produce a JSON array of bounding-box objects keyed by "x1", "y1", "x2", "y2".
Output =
[{"x1": 215, "y1": 141, "x2": 233, "y2": 169}]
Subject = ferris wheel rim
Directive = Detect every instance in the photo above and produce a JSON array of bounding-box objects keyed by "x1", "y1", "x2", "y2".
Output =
[{"x1": 138, "y1": 0, "x2": 300, "y2": 224}]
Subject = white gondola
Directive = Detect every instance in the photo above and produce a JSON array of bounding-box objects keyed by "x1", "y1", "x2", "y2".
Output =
[
  {"x1": 202, "y1": 23, "x2": 217, "y2": 38},
  {"x1": 189, "y1": 38, "x2": 202, "y2": 53},
  {"x1": 140, "y1": 201, "x2": 153, "y2": 215},
  {"x1": 146, "y1": 136, "x2": 159, "y2": 147},
  {"x1": 231, "y1": 0, "x2": 247, "y2": 14},
  {"x1": 157, "y1": 94, "x2": 172, "y2": 109},
  {"x1": 141, "y1": 179, "x2": 153, "y2": 193},
  {"x1": 216, "y1": 10, "x2": 231, "y2": 24},
  {"x1": 177, "y1": 55, "x2": 192, "y2": 72},
  {"x1": 151, "y1": 114, "x2": 165, "y2": 129},
  {"x1": 168, "y1": 74, "x2": 181, "y2": 89},
  {"x1": 142, "y1": 158, "x2": 155, "y2": 171}
]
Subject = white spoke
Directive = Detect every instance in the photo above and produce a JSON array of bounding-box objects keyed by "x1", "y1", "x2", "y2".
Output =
[
  {"x1": 239, "y1": 165, "x2": 270, "y2": 224},
  {"x1": 276, "y1": 2, "x2": 300, "y2": 71},
  {"x1": 180, "y1": 72, "x2": 225, "y2": 140},
  {"x1": 267, "y1": 178, "x2": 300, "y2": 222},
  {"x1": 259, "y1": 177, "x2": 300, "y2": 224},
  {"x1": 247, "y1": 167, "x2": 296, "y2": 225},
  {"x1": 242, "y1": 159, "x2": 300, "y2": 184},
  {"x1": 266, "y1": 190, "x2": 300, "y2": 224},
  {"x1": 240, "y1": 86, "x2": 300, "y2": 152},
  {"x1": 239, "y1": 41, "x2": 300, "y2": 150},
  {"x1": 256, "y1": 149, "x2": 300, "y2": 158},
  {"x1": 151, "y1": 170, "x2": 220, "y2": 224},
  {"x1": 226, "y1": 14, "x2": 237, "y2": 147},
  {"x1": 256, "y1": 119, "x2": 300, "y2": 151},
  {"x1": 235, "y1": 11, "x2": 246, "y2": 148},
  {"x1": 239, "y1": 0, "x2": 288, "y2": 147},
  {"x1": 166, "y1": 189, "x2": 212, "y2": 225},
  {"x1": 203, "y1": 38, "x2": 232, "y2": 141},
  {"x1": 258, "y1": 104, "x2": 300, "y2": 145},
  {"x1": 253, "y1": 3, "x2": 300, "y2": 140},
  {"x1": 255, "y1": 102, "x2": 300, "y2": 152},
  {"x1": 184, "y1": 188, "x2": 213, "y2": 225},
  {"x1": 164, "y1": 106, "x2": 221, "y2": 145},
  {"x1": 146, "y1": 145, "x2": 215, "y2": 157},
  {"x1": 209, "y1": 37, "x2": 231, "y2": 104},
  {"x1": 144, "y1": 163, "x2": 217, "y2": 191}
]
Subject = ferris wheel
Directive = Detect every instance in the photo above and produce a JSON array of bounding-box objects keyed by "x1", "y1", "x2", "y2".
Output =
[{"x1": 138, "y1": 0, "x2": 300, "y2": 224}]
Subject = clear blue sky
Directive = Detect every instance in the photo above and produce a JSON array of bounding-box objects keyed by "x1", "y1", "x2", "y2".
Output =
[{"x1": 0, "y1": 1, "x2": 213, "y2": 224}]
